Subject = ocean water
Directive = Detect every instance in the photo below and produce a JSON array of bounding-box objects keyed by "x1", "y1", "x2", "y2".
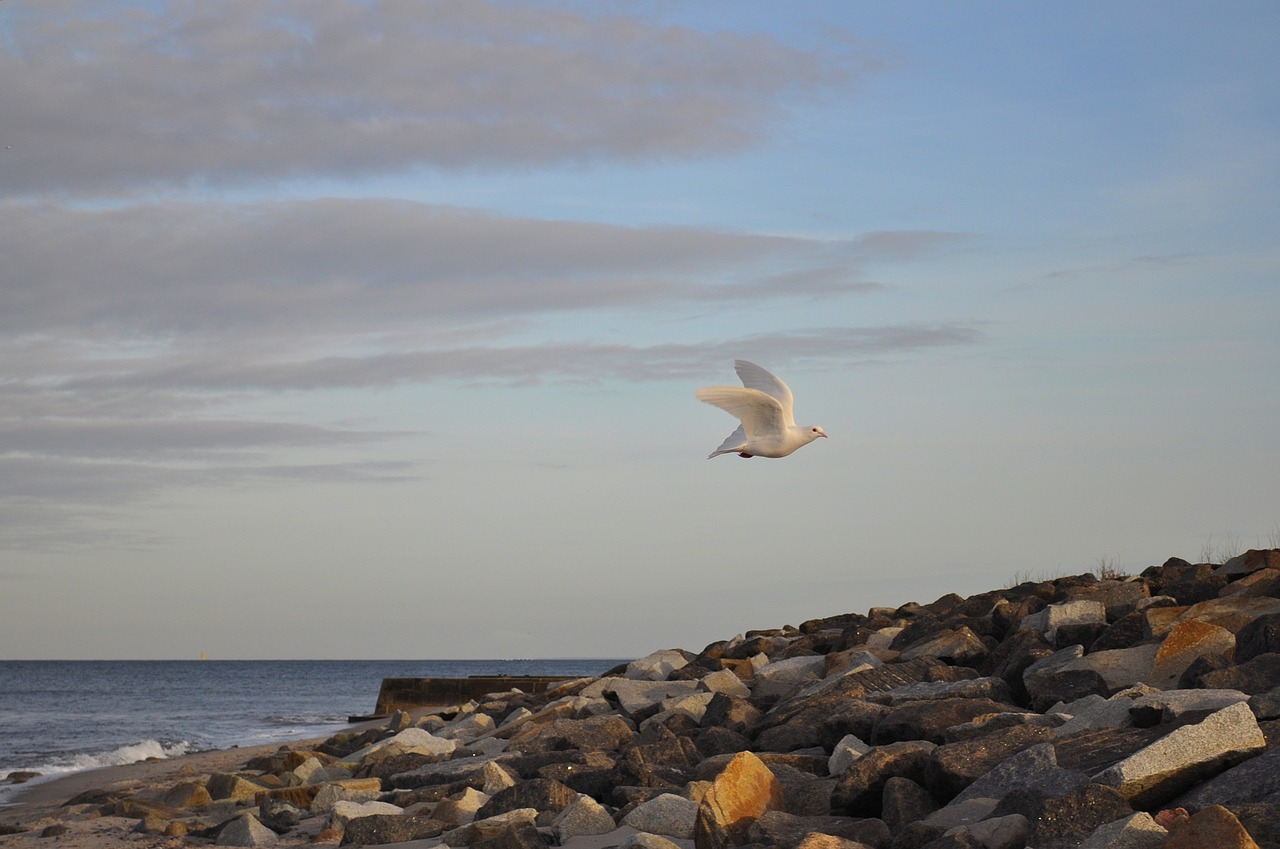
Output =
[{"x1": 0, "y1": 658, "x2": 621, "y2": 804}]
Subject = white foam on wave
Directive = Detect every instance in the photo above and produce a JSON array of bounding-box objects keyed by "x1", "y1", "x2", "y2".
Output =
[{"x1": 1, "y1": 738, "x2": 192, "y2": 793}]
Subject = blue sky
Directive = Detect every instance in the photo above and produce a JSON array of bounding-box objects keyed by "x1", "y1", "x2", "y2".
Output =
[{"x1": 1, "y1": 1, "x2": 1277, "y2": 659}]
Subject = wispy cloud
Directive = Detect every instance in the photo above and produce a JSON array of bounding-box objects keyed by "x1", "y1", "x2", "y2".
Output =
[{"x1": 0, "y1": 0, "x2": 854, "y2": 196}]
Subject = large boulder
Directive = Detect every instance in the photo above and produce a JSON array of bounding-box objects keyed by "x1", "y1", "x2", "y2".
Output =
[
  {"x1": 626, "y1": 650, "x2": 690, "y2": 681},
  {"x1": 338, "y1": 815, "x2": 445, "y2": 847},
  {"x1": 830, "y1": 740, "x2": 935, "y2": 817},
  {"x1": 622, "y1": 793, "x2": 699, "y2": 839},
  {"x1": 1092, "y1": 702, "x2": 1267, "y2": 807},
  {"x1": 990, "y1": 783, "x2": 1133, "y2": 849},
  {"x1": 871, "y1": 697, "x2": 1015, "y2": 745},
  {"x1": 473, "y1": 778, "x2": 577, "y2": 820},
  {"x1": 693, "y1": 751, "x2": 785, "y2": 849}
]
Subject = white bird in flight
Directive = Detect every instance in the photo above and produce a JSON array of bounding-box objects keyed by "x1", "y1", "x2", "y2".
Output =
[{"x1": 695, "y1": 360, "x2": 828, "y2": 459}]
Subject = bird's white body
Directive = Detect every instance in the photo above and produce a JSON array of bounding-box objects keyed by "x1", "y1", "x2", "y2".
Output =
[{"x1": 695, "y1": 360, "x2": 828, "y2": 459}]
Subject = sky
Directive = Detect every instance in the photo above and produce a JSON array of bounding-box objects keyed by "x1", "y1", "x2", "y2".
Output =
[{"x1": 2, "y1": 1, "x2": 1278, "y2": 660}]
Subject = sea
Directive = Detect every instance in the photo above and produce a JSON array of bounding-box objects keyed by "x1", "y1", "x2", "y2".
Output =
[{"x1": 0, "y1": 658, "x2": 623, "y2": 805}]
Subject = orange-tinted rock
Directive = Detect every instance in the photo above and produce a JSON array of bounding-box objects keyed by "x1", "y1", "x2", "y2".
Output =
[
  {"x1": 1175, "y1": 597, "x2": 1280, "y2": 635},
  {"x1": 693, "y1": 751, "x2": 785, "y2": 849},
  {"x1": 1152, "y1": 620, "x2": 1236, "y2": 687},
  {"x1": 161, "y1": 780, "x2": 212, "y2": 808},
  {"x1": 1163, "y1": 804, "x2": 1260, "y2": 849}
]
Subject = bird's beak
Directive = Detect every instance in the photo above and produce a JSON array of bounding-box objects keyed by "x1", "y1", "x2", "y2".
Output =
[{"x1": 819, "y1": 432, "x2": 828, "y2": 438}]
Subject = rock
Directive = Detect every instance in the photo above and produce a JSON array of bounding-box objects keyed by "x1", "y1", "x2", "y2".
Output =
[
  {"x1": 1093, "y1": 701, "x2": 1267, "y2": 807},
  {"x1": 827, "y1": 734, "x2": 872, "y2": 776},
  {"x1": 622, "y1": 792, "x2": 699, "y2": 839},
  {"x1": 1151, "y1": 619, "x2": 1237, "y2": 687},
  {"x1": 1020, "y1": 599, "x2": 1107, "y2": 643},
  {"x1": 1076, "y1": 812, "x2": 1167, "y2": 849},
  {"x1": 163, "y1": 780, "x2": 213, "y2": 808},
  {"x1": 551, "y1": 794, "x2": 616, "y2": 841},
  {"x1": 329, "y1": 799, "x2": 404, "y2": 826},
  {"x1": 700, "y1": 693, "x2": 764, "y2": 736},
  {"x1": 990, "y1": 782, "x2": 1132, "y2": 849},
  {"x1": 744, "y1": 810, "x2": 865, "y2": 847},
  {"x1": 259, "y1": 798, "x2": 306, "y2": 832},
  {"x1": 1219, "y1": 568, "x2": 1280, "y2": 599},
  {"x1": 468, "y1": 819, "x2": 547, "y2": 849},
  {"x1": 474, "y1": 777, "x2": 577, "y2": 820},
  {"x1": 880, "y1": 775, "x2": 937, "y2": 832},
  {"x1": 1060, "y1": 644, "x2": 1159, "y2": 692},
  {"x1": 699, "y1": 668, "x2": 752, "y2": 698},
  {"x1": 444, "y1": 808, "x2": 539, "y2": 846},
  {"x1": 623, "y1": 832, "x2": 687, "y2": 849},
  {"x1": 587, "y1": 678, "x2": 701, "y2": 717},
  {"x1": 753, "y1": 655, "x2": 827, "y2": 700},
  {"x1": 866, "y1": 676, "x2": 1011, "y2": 706},
  {"x1": 1236, "y1": 613, "x2": 1280, "y2": 662},
  {"x1": 830, "y1": 740, "x2": 935, "y2": 817},
  {"x1": 312, "y1": 778, "x2": 385, "y2": 812},
  {"x1": 1053, "y1": 686, "x2": 1159, "y2": 736},
  {"x1": 1129, "y1": 687, "x2": 1250, "y2": 722},
  {"x1": 386, "y1": 754, "x2": 514, "y2": 790},
  {"x1": 1023, "y1": 645, "x2": 1110, "y2": 712},
  {"x1": 483, "y1": 760, "x2": 519, "y2": 794},
  {"x1": 339, "y1": 814, "x2": 446, "y2": 846},
  {"x1": 924, "y1": 723, "x2": 1058, "y2": 799},
  {"x1": 1194, "y1": 652, "x2": 1280, "y2": 694},
  {"x1": 439, "y1": 712, "x2": 497, "y2": 741},
  {"x1": 871, "y1": 697, "x2": 1015, "y2": 745},
  {"x1": 1230, "y1": 803, "x2": 1280, "y2": 848},
  {"x1": 433, "y1": 787, "x2": 491, "y2": 826},
  {"x1": 944, "y1": 813, "x2": 1028, "y2": 849},
  {"x1": 206, "y1": 772, "x2": 268, "y2": 803},
  {"x1": 640, "y1": 692, "x2": 716, "y2": 730},
  {"x1": 627, "y1": 650, "x2": 690, "y2": 681},
  {"x1": 790, "y1": 833, "x2": 871, "y2": 849},
  {"x1": 693, "y1": 751, "x2": 785, "y2": 849},
  {"x1": 1162, "y1": 804, "x2": 1261, "y2": 849},
  {"x1": 952, "y1": 742, "x2": 1089, "y2": 808},
  {"x1": 346, "y1": 726, "x2": 457, "y2": 763},
  {"x1": 507, "y1": 714, "x2": 636, "y2": 754},
  {"x1": 1218, "y1": 549, "x2": 1280, "y2": 577},
  {"x1": 1174, "y1": 596, "x2": 1280, "y2": 635},
  {"x1": 1174, "y1": 746, "x2": 1280, "y2": 808},
  {"x1": 896, "y1": 626, "x2": 989, "y2": 666},
  {"x1": 766, "y1": 763, "x2": 834, "y2": 816},
  {"x1": 216, "y1": 813, "x2": 279, "y2": 847}
]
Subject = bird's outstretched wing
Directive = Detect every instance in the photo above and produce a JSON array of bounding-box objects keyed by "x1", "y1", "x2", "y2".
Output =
[
  {"x1": 694, "y1": 386, "x2": 786, "y2": 439},
  {"x1": 733, "y1": 360, "x2": 795, "y2": 426}
]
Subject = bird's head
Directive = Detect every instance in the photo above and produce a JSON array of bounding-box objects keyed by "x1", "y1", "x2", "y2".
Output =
[{"x1": 808, "y1": 426, "x2": 828, "y2": 441}]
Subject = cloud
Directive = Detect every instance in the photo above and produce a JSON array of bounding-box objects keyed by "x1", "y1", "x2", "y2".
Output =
[
  {"x1": 29, "y1": 325, "x2": 983, "y2": 394},
  {"x1": 0, "y1": 0, "x2": 853, "y2": 196},
  {"x1": 0, "y1": 326, "x2": 983, "y2": 551},
  {"x1": 0, "y1": 198, "x2": 922, "y2": 336}
]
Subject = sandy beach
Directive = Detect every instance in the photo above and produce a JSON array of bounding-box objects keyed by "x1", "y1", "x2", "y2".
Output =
[{"x1": 1, "y1": 734, "x2": 339, "y2": 847}]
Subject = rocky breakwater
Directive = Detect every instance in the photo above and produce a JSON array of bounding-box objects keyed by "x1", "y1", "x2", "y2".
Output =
[{"x1": 7, "y1": 549, "x2": 1280, "y2": 849}]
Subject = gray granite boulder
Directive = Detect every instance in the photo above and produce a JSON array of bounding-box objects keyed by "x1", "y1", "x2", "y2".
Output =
[
  {"x1": 1092, "y1": 701, "x2": 1267, "y2": 807},
  {"x1": 1174, "y1": 745, "x2": 1280, "y2": 808},
  {"x1": 215, "y1": 814, "x2": 278, "y2": 847}
]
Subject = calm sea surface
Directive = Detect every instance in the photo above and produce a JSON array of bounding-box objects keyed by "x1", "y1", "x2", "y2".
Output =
[{"x1": 0, "y1": 658, "x2": 621, "y2": 804}]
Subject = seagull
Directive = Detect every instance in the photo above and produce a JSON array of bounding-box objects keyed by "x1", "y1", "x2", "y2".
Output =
[{"x1": 695, "y1": 360, "x2": 828, "y2": 459}]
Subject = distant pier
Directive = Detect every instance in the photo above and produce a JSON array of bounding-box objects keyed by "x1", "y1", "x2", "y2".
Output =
[{"x1": 370, "y1": 675, "x2": 575, "y2": 716}]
